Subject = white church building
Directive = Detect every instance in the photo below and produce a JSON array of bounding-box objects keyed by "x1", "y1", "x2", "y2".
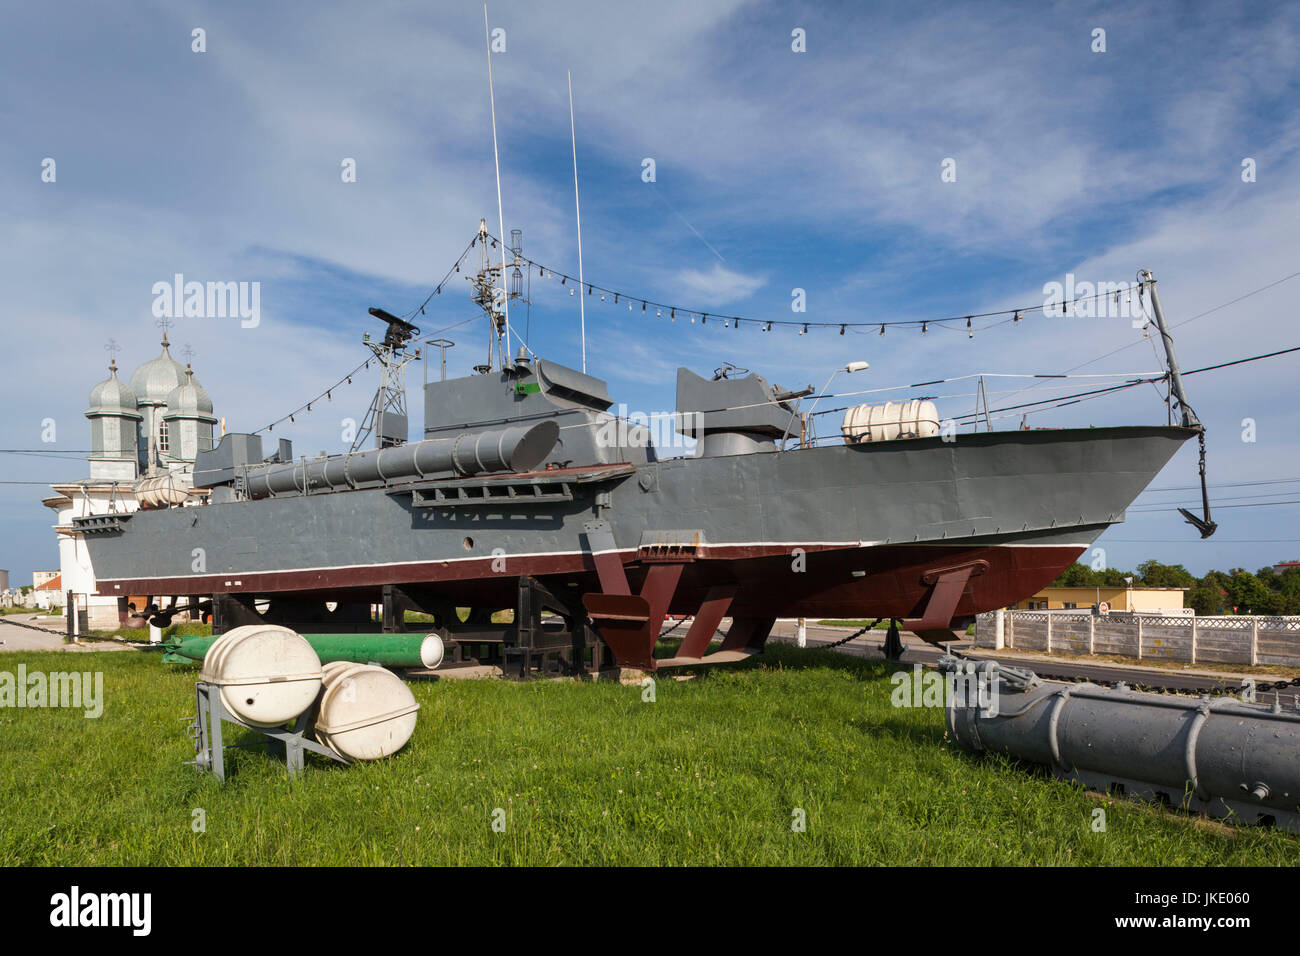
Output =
[{"x1": 42, "y1": 333, "x2": 218, "y2": 630}]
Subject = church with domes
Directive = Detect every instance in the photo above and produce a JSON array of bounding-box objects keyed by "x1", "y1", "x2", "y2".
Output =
[
  {"x1": 87, "y1": 332, "x2": 218, "y2": 480},
  {"x1": 44, "y1": 332, "x2": 219, "y2": 630}
]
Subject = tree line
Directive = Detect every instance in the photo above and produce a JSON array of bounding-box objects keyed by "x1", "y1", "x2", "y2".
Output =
[{"x1": 1050, "y1": 560, "x2": 1300, "y2": 616}]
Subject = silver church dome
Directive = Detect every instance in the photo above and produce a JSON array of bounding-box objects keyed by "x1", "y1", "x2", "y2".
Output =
[
  {"x1": 86, "y1": 361, "x2": 140, "y2": 418},
  {"x1": 163, "y1": 366, "x2": 216, "y2": 418},
  {"x1": 128, "y1": 335, "x2": 189, "y2": 406}
]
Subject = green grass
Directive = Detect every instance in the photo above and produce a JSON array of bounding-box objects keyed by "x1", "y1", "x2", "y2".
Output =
[
  {"x1": 82, "y1": 621, "x2": 212, "y2": 643},
  {"x1": 405, "y1": 609, "x2": 514, "y2": 625},
  {"x1": 0, "y1": 644, "x2": 1294, "y2": 865}
]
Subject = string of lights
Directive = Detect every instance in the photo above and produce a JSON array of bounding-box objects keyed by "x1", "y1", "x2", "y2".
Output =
[
  {"x1": 252, "y1": 358, "x2": 372, "y2": 436},
  {"x1": 250, "y1": 313, "x2": 488, "y2": 437},
  {"x1": 438, "y1": 229, "x2": 1135, "y2": 336},
  {"x1": 399, "y1": 235, "x2": 481, "y2": 321}
]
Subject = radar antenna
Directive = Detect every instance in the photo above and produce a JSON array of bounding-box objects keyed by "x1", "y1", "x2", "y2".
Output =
[
  {"x1": 472, "y1": 219, "x2": 508, "y2": 370},
  {"x1": 351, "y1": 307, "x2": 420, "y2": 451}
]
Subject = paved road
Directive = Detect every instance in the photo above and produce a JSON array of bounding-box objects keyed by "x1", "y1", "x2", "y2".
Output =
[{"x1": 0, "y1": 614, "x2": 132, "y2": 653}]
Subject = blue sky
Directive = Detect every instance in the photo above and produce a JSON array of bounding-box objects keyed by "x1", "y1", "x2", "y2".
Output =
[{"x1": 2, "y1": 0, "x2": 1299, "y2": 583}]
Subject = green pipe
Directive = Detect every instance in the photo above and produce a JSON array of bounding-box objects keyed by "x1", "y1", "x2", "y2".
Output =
[{"x1": 166, "y1": 632, "x2": 445, "y2": 668}]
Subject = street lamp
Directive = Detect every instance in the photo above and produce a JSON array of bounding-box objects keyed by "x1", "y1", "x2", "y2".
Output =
[
  {"x1": 801, "y1": 361, "x2": 870, "y2": 442},
  {"x1": 778, "y1": 361, "x2": 869, "y2": 447}
]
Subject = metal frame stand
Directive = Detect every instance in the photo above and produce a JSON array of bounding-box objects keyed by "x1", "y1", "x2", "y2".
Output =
[
  {"x1": 506, "y1": 575, "x2": 606, "y2": 679},
  {"x1": 186, "y1": 681, "x2": 347, "y2": 782}
]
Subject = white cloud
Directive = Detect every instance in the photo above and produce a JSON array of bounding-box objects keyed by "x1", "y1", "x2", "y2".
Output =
[{"x1": 672, "y1": 263, "x2": 767, "y2": 307}]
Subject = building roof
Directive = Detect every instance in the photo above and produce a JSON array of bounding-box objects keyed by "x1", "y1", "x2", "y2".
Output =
[
  {"x1": 1037, "y1": 585, "x2": 1189, "y2": 592},
  {"x1": 128, "y1": 334, "x2": 189, "y2": 406},
  {"x1": 35, "y1": 574, "x2": 62, "y2": 591},
  {"x1": 86, "y1": 360, "x2": 142, "y2": 420},
  {"x1": 163, "y1": 366, "x2": 217, "y2": 422}
]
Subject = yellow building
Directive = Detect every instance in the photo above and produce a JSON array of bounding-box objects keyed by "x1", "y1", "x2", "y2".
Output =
[{"x1": 1012, "y1": 586, "x2": 1186, "y2": 612}]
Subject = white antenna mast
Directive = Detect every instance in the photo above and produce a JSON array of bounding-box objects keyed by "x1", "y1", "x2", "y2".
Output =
[
  {"x1": 568, "y1": 69, "x2": 587, "y2": 373},
  {"x1": 484, "y1": 4, "x2": 510, "y2": 368}
]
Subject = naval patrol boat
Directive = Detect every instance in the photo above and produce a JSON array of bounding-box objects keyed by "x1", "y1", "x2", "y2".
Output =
[{"x1": 75, "y1": 237, "x2": 1213, "y2": 673}]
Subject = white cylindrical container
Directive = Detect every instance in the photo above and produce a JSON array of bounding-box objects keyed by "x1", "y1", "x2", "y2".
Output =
[
  {"x1": 313, "y1": 661, "x2": 420, "y2": 761},
  {"x1": 420, "y1": 633, "x2": 445, "y2": 670},
  {"x1": 134, "y1": 477, "x2": 156, "y2": 508},
  {"x1": 200, "y1": 625, "x2": 324, "y2": 727},
  {"x1": 842, "y1": 399, "x2": 941, "y2": 444},
  {"x1": 156, "y1": 476, "x2": 190, "y2": 505}
]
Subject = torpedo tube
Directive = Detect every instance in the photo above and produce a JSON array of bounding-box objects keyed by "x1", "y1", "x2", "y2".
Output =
[
  {"x1": 942, "y1": 657, "x2": 1300, "y2": 830},
  {"x1": 240, "y1": 420, "x2": 559, "y2": 499}
]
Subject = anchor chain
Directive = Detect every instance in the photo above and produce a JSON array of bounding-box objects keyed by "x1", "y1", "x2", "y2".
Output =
[
  {"x1": 820, "y1": 619, "x2": 884, "y2": 649},
  {"x1": 658, "y1": 617, "x2": 686, "y2": 638}
]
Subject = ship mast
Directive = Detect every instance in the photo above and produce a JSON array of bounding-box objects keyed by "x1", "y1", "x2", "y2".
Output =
[
  {"x1": 569, "y1": 69, "x2": 587, "y2": 373},
  {"x1": 484, "y1": 4, "x2": 510, "y2": 371},
  {"x1": 1139, "y1": 269, "x2": 1199, "y2": 429},
  {"x1": 472, "y1": 218, "x2": 506, "y2": 370}
]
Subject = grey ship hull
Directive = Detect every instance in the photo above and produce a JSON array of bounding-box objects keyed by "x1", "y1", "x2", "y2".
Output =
[{"x1": 82, "y1": 424, "x2": 1192, "y2": 623}]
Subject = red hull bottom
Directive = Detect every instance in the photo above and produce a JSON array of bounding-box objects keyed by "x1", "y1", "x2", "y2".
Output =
[
  {"x1": 661, "y1": 542, "x2": 1085, "y2": 621},
  {"x1": 99, "y1": 541, "x2": 1085, "y2": 623}
]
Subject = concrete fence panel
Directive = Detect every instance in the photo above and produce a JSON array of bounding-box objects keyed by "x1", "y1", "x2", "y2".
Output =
[{"x1": 975, "y1": 611, "x2": 1300, "y2": 668}]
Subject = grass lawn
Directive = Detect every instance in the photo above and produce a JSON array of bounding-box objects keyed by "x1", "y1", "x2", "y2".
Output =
[{"x1": 0, "y1": 643, "x2": 1294, "y2": 865}]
